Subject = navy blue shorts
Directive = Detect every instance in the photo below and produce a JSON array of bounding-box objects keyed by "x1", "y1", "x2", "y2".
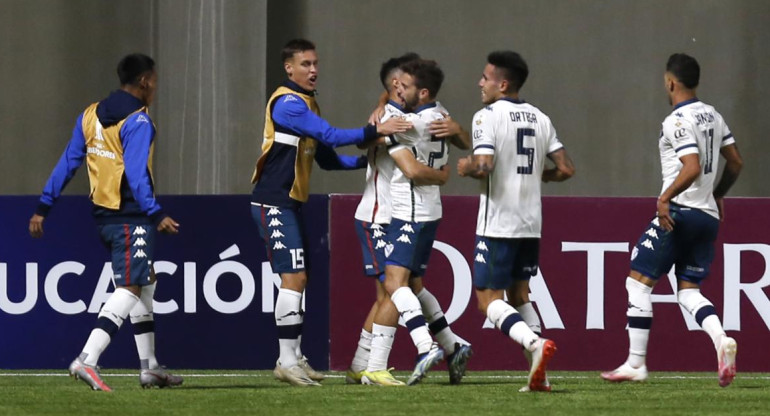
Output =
[
  {"x1": 98, "y1": 223, "x2": 156, "y2": 287},
  {"x1": 355, "y1": 219, "x2": 388, "y2": 280},
  {"x1": 252, "y1": 205, "x2": 306, "y2": 274},
  {"x1": 473, "y1": 236, "x2": 540, "y2": 290},
  {"x1": 384, "y1": 218, "x2": 440, "y2": 276},
  {"x1": 630, "y1": 203, "x2": 719, "y2": 283}
]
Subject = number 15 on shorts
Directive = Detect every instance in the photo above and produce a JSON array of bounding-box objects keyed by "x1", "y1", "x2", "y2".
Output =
[{"x1": 290, "y1": 248, "x2": 305, "y2": 269}]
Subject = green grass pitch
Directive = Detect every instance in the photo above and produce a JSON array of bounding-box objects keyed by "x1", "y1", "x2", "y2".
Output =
[{"x1": 1, "y1": 370, "x2": 768, "y2": 416}]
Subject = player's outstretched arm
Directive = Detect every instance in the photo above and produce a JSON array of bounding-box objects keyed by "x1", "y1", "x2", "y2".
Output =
[
  {"x1": 543, "y1": 148, "x2": 575, "y2": 183},
  {"x1": 457, "y1": 154, "x2": 493, "y2": 179},
  {"x1": 391, "y1": 148, "x2": 449, "y2": 186},
  {"x1": 713, "y1": 143, "x2": 743, "y2": 221},
  {"x1": 315, "y1": 143, "x2": 367, "y2": 171},
  {"x1": 429, "y1": 114, "x2": 471, "y2": 150}
]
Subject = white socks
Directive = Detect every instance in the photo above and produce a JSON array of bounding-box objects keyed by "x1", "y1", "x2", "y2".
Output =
[
  {"x1": 678, "y1": 288, "x2": 725, "y2": 349},
  {"x1": 391, "y1": 287, "x2": 432, "y2": 354},
  {"x1": 81, "y1": 288, "x2": 139, "y2": 365},
  {"x1": 275, "y1": 288, "x2": 303, "y2": 368},
  {"x1": 130, "y1": 282, "x2": 158, "y2": 370},
  {"x1": 350, "y1": 329, "x2": 373, "y2": 372},
  {"x1": 625, "y1": 277, "x2": 653, "y2": 368},
  {"x1": 486, "y1": 299, "x2": 539, "y2": 351},
  {"x1": 416, "y1": 288, "x2": 458, "y2": 355},
  {"x1": 367, "y1": 324, "x2": 396, "y2": 372}
]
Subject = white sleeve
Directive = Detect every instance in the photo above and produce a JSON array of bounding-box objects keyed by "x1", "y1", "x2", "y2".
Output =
[
  {"x1": 389, "y1": 114, "x2": 427, "y2": 154},
  {"x1": 720, "y1": 116, "x2": 736, "y2": 147},
  {"x1": 472, "y1": 108, "x2": 495, "y2": 156},
  {"x1": 663, "y1": 116, "x2": 699, "y2": 157},
  {"x1": 543, "y1": 115, "x2": 564, "y2": 154}
]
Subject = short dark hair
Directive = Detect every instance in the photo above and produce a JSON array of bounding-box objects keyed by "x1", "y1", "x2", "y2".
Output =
[
  {"x1": 281, "y1": 39, "x2": 316, "y2": 62},
  {"x1": 487, "y1": 51, "x2": 529, "y2": 92},
  {"x1": 399, "y1": 59, "x2": 444, "y2": 98},
  {"x1": 666, "y1": 53, "x2": 700, "y2": 89},
  {"x1": 379, "y1": 52, "x2": 421, "y2": 90},
  {"x1": 117, "y1": 54, "x2": 155, "y2": 86}
]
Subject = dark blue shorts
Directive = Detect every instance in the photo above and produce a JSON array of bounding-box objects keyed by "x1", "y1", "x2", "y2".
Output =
[
  {"x1": 355, "y1": 219, "x2": 388, "y2": 280},
  {"x1": 630, "y1": 203, "x2": 719, "y2": 283},
  {"x1": 98, "y1": 223, "x2": 156, "y2": 287},
  {"x1": 473, "y1": 236, "x2": 540, "y2": 290},
  {"x1": 384, "y1": 218, "x2": 440, "y2": 276},
  {"x1": 252, "y1": 205, "x2": 306, "y2": 274}
]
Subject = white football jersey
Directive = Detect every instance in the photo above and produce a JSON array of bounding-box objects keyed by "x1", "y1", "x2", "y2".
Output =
[
  {"x1": 659, "y1": 98, "x2": 735, "y2": 219},
  {"x1": 354, "y1": 101, "x2": 403, "y2": 224},
  {"x1": 472, "y1": 98, "x2": 564, "y2": 238},
  {"x1": 389, "y1": 102, "x2": 449, "y2": 222}
]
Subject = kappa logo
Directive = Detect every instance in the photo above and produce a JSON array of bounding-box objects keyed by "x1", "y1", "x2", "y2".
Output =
[
  {"x1": 375, "y1": 239, "x2": 387, "y2": 249},
  {"x1": 477, "y1": 241, "x2": 489, "y2": 251},
  {"x1": 475, "y1": 253, "x2": 486, "y2": 264},
  {"x1": 384, "y1": 243, "x2": 394, "y2": 258},
  {"x1": 645, "y1": 228, "x2": 659, "y2": 239},
  {"x1": 396, "y1": 234, "x2": 412, "y2": 244},
  {"x1": 270, "y1": 230, "x2": 285, "y2": 239},
  {"x1": 651, "y1": 217, "x2": 660, "y2": 227},
  {"x1": 283, "y1": 95, "x2": 298, "y2": 103},
  {"x1": 372, "y1": 229, "x2": 385, "y2": 238},
  {"x1": 136, "y1": 114, "x2": 149, "y2": 124},
  {"x1": 641, "y1": 239, "x2": 655, "y2": 250},
  {"x1": 134, "y1": 249, "x2": 147, "y2": 258},
  {"x1": 371, "y1": 224, "x2": 383, "y2": 230},
  {"x1": 134, "y1": 237, "x2": 147, "y2": 247},
  {"x1": 268, "y1": 218, "x2": 283, "y2": 227},
  {"x1": 273, "y1": 241, "x2": 287, "y2": 250},
  {"x1": 399, "y1": 224, "x2": 415, "y2": 233},
  {"x1": 133, "y1": 227, "x2": 147, "y2": 235},
  {"x1": 267, "y1": 207, "x2": 282, "y2": 216}
]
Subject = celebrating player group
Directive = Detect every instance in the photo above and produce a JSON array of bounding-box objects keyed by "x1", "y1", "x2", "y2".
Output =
[{"x1": 30, "y1": 39, "x2": 742, "y2": 392}]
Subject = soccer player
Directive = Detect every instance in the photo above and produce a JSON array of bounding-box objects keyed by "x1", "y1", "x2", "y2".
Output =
[
  {"x1": 457, "y1": 51, "x2": 575, "y2": 392},
  {"x1": 601, "y1": 53, "x2": 743, "y2": 387},
  {"x1": 251, "y1": 39, "x2": 411, "y2": 387},
  {"x1": 347, "y1": 54, "x2": 462, "y2": 387},
  {"x1": 28, "y1": 54, "x2": 183, "y2": 391},
  {"x1": 370, "y1": 59, "x2": 473, "y2": 386}
]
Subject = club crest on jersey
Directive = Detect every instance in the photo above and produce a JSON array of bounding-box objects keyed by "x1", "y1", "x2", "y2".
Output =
[
  {"x1": 396, "y1": 234, "x2": 412, "y2": 244},
  {"x1": 475, "y1": 253, "x2": 486, "y2": 264},
  {"x1": 268, "y1": 218, "x2": 283, "y2": 227},
  {"x1": 476, "y1": 241, "x2": 489, "y2": 251},
  {"x1": 641, "y1": 239, "x2": 655, "y2": 250},
  {"x1": 399, "y1": 224, "x2": 415, "y2": 233}
]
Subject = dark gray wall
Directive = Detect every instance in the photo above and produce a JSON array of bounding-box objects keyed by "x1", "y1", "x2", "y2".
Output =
[{"x1": 1, "y1": 0, "x2": 767, "y2": 198}]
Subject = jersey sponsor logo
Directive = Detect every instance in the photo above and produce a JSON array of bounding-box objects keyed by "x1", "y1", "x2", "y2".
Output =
[
  {"x1": 476, "y1": 241, "x2": 489, "y2": 252},
  {"x1": 645, "y1": 229, "x2": 659, "y2": 239},
  {"x1": 136, "y1": 114, "x2": 150, "y2": 124},
  {"x1": 87, "y1": 146, "x2": 117, "y2": 160},
  {"x1": 273, "y1": 241, "x2": 287, "y2": 250},
  {"x1": 270, "y1": 230, "x2": 285, "y2": 239},
  {"x1": 134, "y1": 249, "x2": 147, "y2": 258},
  {"x1": 268, "y1": 218, "x2": 283, "y2": 227},
  {"x1": 674, "y1": 128, "x2": 687, "y2": 139},
  {"x1": 399, "y1": 224, "x2": 415, "y2": 233},
  {"x1": 473, "y1": 129, "x2": 483, "y2": 139},
  {"x1": 133, "y1": 227, "x2": 147, "y2": 235},
  {"x1": 375, "y1": 239, "x2": 387, "y2": 249},
  {"x1": 267, "y1": 207, "x2": 282, "y2": 216},
  {"x1": 134, "y1": 237, "x2": 147, "y2": 247},
  {"x1": 475, "y1": 253, "x2": 486, "y2": 264},
  {"x1": 641, "y1": 239, "x2": 655, "y2": 250}
]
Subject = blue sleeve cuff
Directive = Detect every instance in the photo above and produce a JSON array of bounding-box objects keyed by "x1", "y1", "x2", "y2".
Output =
[
  {"x1": 364, "y1": 124, "x2": 378, "y2": 140},
  {"x1": 149, "y1": 209, "x2": 166, "y2": 226}
]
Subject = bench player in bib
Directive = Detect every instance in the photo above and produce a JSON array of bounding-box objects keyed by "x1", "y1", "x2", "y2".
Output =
[
  {"x1": 251, "y1": 39, "x2": 411, "y2": 387},
  {"x1": 601, "y1": 53, "x2": 743, "y2": 387},
  {"x1": 458, "y1": 51, "x2": 575, "y2": 392}
]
